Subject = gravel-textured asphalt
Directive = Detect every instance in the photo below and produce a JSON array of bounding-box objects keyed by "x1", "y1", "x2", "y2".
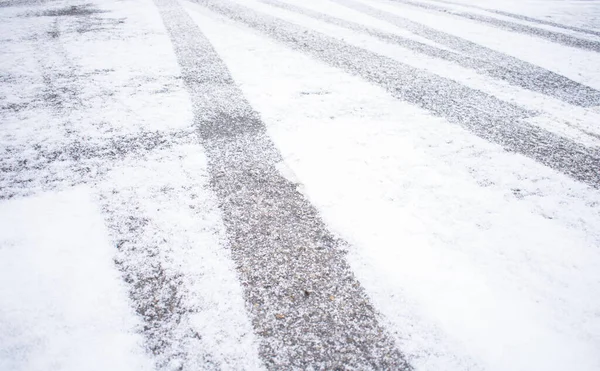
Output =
[
  {"x1": 332, "y1": 0, "x2": 600, "y2": 107},
  {"x1": 194, "y1": 0, "x2": 600, "y2": 189},
  {"x1": 154, "y1": 0, "x2": 412, "y2": 369},
  {"x1": 2, "y1": 0, "x2": 599, "y2": 369},
  {"x1": 261, "y1": 0, "x2": 600, "y2": 107}
]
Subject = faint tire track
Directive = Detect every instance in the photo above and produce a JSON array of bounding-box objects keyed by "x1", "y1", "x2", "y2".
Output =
[
  {"x1": 98, "y1": 147, "x2": 224, "y2": 370},
  {"x1": 427, "y1": 0, "x2": 600, "y2": 37},
  {"x1": 389, "y1": 0, "x2": 600, "y2": 52}
]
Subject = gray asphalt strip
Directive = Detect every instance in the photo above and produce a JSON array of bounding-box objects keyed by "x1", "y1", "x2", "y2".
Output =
[
  {"x1": 332, "y1": 0, "x2": 600, "y2": 107},
  {"x1": 388, "y1": 0, "x2": 600, "y2": 52},
  {"x1": 259, "y1": 0, "x2": 600, "y2": 108},
  {"x1": 427, "y1": 0, "x2": 600, "y2": 38},
  {"x1": 153, "y1": 0, "x2": 411, "y2": 369},
  {"x1": 192, "y1": 0, "x2": 600, "y2": 189}
]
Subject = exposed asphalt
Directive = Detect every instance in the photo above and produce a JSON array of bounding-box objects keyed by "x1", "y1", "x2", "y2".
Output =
[
  {"x1": 154, "y1": 0, "x2": 411, "y2": 369},
  {"x1": 332, "y1": 0, "x2": 600, "y2": 107},
  {"x1": 2, "y1": 0, "x2": 600, "y2": 369},
  {"x1": 193, "y1": 0, "x2": 600, "y2": 189},
  {"x1": 261, "y1": 0, "x2": 600, "y2": 107},
  {"x1": 389, "y1": 0, "x2": 600, "y2": 52}
]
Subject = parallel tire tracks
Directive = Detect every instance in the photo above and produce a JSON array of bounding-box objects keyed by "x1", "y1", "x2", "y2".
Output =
[
  {"x1": 389, "y1": 0, "x2": 600, "y2": 52},
  {"x1": 331, "y1": 0, "x2": 600, "y2": 107},
  {"x1": 427, "y1": 0, "x2": 600, "y2": 37},
  {"x1": 260, "y1": 0, "x2": 600, "y2": 107},
  {"x1": 154, "y1": 0, "x2": 411, "y2": 368},
  {"x1": 193, "y1": 0, "x2": 600, "y2": 189}
]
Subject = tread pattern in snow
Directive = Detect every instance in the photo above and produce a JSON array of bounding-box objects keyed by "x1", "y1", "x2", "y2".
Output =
[
  {"x1": 193, "y1": 0, "x2": 600, "y2": 189},
  {"x1": 154, "y1": 0, "x2": 412, "y2": 369},
  {"x1": 261, "y1": 0, "x2": 600, "y2": 107},
  {"x1": 331, "y1": 0, "x2": 600, "y2": 107}
]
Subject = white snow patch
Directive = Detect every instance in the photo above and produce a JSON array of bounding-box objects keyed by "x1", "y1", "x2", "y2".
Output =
[
  {"x1": 0, "y1": 187, "x2": 152, "y2": 371},
  {"x1": 435, "y1": 0, "x2": 600, "y2": 30}
]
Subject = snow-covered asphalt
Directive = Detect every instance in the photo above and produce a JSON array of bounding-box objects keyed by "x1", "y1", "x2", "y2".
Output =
[{"x1": 1, "y1": 0, "x2": 600, "y2": 370}]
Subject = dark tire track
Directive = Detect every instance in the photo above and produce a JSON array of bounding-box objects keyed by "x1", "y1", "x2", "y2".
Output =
[
  {"x1": 154, "y1": 0, "x2": 412, "y2": 369},
  {"x1": 332, "y1": 0, "x2": 600, "y2": 107},
  {"x1": 388, "y1": 0, "x2": 600, "y2": 52},
  {"x1": 192, "y1": 0, "x2": 600, "y2": 189},
  {"x1": 260, "y1": 0, "x2": 600, "y2": 107}
]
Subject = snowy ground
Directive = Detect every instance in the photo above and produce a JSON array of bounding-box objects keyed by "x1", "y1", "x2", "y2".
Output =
[{"x1": 1, "y1": 0, "x2": 599, "y2": 370}]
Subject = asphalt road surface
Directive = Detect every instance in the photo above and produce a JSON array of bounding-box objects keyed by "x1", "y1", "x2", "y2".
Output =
[{"x1": 1, "y1": 0, "x2": 600, "y2": 370}]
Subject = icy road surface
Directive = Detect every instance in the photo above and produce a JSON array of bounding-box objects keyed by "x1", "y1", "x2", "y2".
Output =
[{"x1": 1, "y1": 0, "x2": 600, "y2": 370}]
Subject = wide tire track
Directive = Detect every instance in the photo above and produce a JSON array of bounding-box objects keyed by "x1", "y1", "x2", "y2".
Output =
[
  {"x1": 260, "y1": 0, "x2": 600, "y2": 107},
  {"x1": 154, "y1": 0, "x2": 411, "y2": 369},
  {"x1": 332, "y1": 0, "x2": 600, "y2": 107},
  {"x1": 193, "y1": 0, "x2": 600, "y2": 189}
]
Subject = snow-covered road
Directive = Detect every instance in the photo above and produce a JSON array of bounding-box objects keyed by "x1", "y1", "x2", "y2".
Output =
[{"x1": 1, "y1": 0, "x2": 599, "y2": 370}]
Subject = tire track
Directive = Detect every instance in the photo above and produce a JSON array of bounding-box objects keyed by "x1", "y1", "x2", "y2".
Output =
[
  {"x1": 192, "y1": 0, "x2": 600, "y2": 189},
  {"x1": 99, "y1": 141, "x2": 266, "y2": 370},
  {"x1": 154, "y1": 0, "x2": 411, "y2": 369},
  {"x1": 331, "y1": 0, "x2": 600, "y2": 107},
  {"x1": 389, "y1": 0, "x2": 600, "y2": 52},
  {"x1": 427, "y1": 0, "x2": 600, "y2": 38},
  {"x1": 259, "y1": 0, "x2": 600, "y2": 107}
]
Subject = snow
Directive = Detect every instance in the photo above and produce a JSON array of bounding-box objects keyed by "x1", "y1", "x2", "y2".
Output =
[
  {"x1": 264, "y1": 0, "x2": 452, "y2": 49},
  {"x1": 0, "y1": 187, "x2": 151, "y2": 371},
  {"x1": 98, "y1": 143, "x2": 265, "y2": 370},
  {"x1": 435, "y1": 0, "x2": 600, "y2": 30},
  {"x1": 411, "y1": 0, "x2": 600, "y2": 42},
  {"x1": 2, "y1": 0, "x2": 600, "y2": 369},
  {"x1": 185, "y1": 2, "x2": 600, "y2": 370},
  {"x1": 354, "y1": 0, "x2": 600, "y2": 90},
  {"x1": 1, "y1": 0, "x2": 263, "y2": 368},
  {"x1": 228, "y1": 0, "x2": 600, "y2": 147}
]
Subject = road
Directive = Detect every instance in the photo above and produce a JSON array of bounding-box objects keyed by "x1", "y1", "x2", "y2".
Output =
[{"x1": 1, "y1": 0, "x2": 600, "y2": 370}]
